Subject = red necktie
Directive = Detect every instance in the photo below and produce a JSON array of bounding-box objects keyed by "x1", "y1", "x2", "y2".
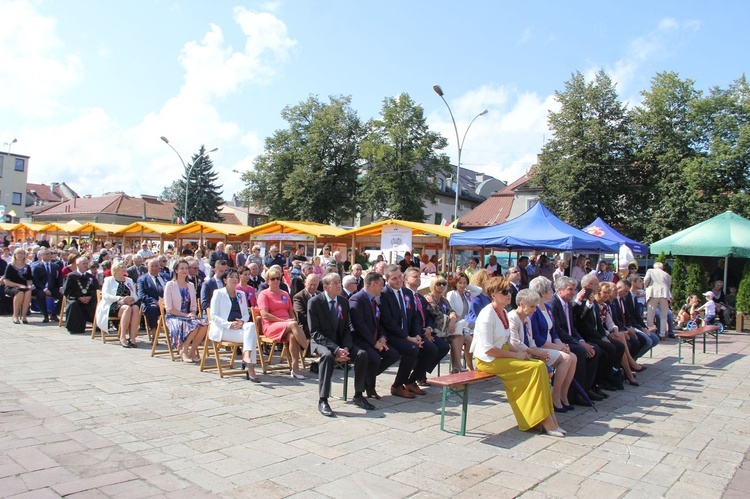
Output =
[{"x1": 415, "y1": 293, "x2": 425, "y2": 327}]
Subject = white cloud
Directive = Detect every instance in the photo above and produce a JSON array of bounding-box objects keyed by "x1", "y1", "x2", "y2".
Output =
[
  {"x1": 0, "y1": 0, "x2": 82, "y2": 118},
  {"x1": 10, "y1": 2, "x2": 295, "y2": 198},
  {"x1": 518, "y1": 27, "x2": 532, "y2": 45},
  {"x1": 428, "y1": 85, "x2": 556, "y2": 187}
]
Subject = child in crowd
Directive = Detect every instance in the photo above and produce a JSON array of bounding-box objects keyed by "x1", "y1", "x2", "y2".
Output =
[
  {"x1": 676, "y1": 294, "x2": 700, "y2": 330},
  {"x1": 696, "y1": 291, "x2": 718, "y2": 325}
]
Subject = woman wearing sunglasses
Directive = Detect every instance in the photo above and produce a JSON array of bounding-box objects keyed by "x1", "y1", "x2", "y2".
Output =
[
  {"x1": 425, "y1": 277, "x2": 461, "y2": 373},
  {"x1": 257, "y1": 267, "x2": 308, "y2": 379},
  {"x1": 471, "y1": 276, "x2": 565, "y2": 437}
]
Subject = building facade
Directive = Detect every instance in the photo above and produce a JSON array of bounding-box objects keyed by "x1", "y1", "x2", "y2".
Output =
[{"x1": 0, "y1": 152, "x2": 30, "y2": 220}]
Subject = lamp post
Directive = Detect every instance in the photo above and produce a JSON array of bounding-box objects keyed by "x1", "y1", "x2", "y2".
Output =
[
  {"x1": 160, "y1": 136, "x2": 217, "y2": 223},
  {"x1": 2, "y1": 138, "x2": 18, "y2": 215},
  {"x1": 432, "y1": 85, "x2": 487, "y2": 223}
]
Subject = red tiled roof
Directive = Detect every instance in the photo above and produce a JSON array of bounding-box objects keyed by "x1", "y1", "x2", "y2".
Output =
[
  {"x1": 34, "y1": 194, "x2": 175, "y2": 221},
  {"x1": 27, "y1": 183, "x2": 62, "y2": 203},
  {"x1": 457, "y1": 173, "x2": 532, "y2": 229},
  {"x1": 220, "y1": 211, "x2": 242, "y2": 225}
]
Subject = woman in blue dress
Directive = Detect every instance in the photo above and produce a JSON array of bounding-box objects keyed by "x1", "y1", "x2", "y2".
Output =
[{"x1": 164, "y1": 259, "x2": 208, "y2": 363}]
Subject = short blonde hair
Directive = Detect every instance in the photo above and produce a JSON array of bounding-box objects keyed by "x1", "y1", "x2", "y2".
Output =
[
  {"x1": 469, "y1": 269, "x2": 491, "y2": 291},
  {"x1": 111, "y1": 260, "x2": 128, "y2": 273},
  {"x1": 265, "y1": 268, "x2": 282, "y2": 281}
]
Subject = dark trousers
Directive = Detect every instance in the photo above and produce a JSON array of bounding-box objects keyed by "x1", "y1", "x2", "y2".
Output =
[
  {"x1": 568, "y1": 342, "x2": 600, "y2": 390},
  {"x1": 312, "y1": 343, "x2": 367, "y2": 399},
  {"x1": 387, "y1": 336, "x2": 419, "y2": 387},
  {"x1": 407, "y1": 336, "x2": 441, "y2": 384},
  {"x1": 65, "y1": 298, "x2": 97, "y2": 334},
  {"x1": 142, "y1": 303, "x2": 160, "y2": 330},
  {"x1": 423, "y1": 336, "x2": 450, "y2": 375},
  {"x1": 34, "y1": 289, "x2": 62, "y2": 317},
  {"x1": 355, "y1": 341, "x2": 399, "y2": 392},
  {"x1": 589, "y1": 338, "x2": 624, "y2": 383}
]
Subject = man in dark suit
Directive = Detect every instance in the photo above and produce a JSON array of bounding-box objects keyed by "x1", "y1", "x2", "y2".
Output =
[
  {"x1": 403, "y1": 267, "x2": 449, "y2": 383},
  {"x1": 127, "y1": 255, "x2": 147, "y2": 283},
  {"x1": 341, "y1": 275, "x2": 358, "y2": 299},
  {"x1": 351, "y1": 264, "x2": 364, "y2": 291},
  {"x1": 291, "y1": 263, "x2": 315, "y2": 297},
  {"x1": 612, "y1": 279, "x2": 656, "y2": 360},
  {"x1": 379, "y1": 264, "x2": 431, "y2": 399},
  {"x1": 137, "y1": 258, "x2": 165, "y2": 337},
  {"x1": 505, "y1": 266, "x2": 522, "y2": 311},
  {"x1": 209, "y1": 242, "x2": 231, "y2": 269},
  {"x1": 247, "y1": 263, "x2": 265, "y2": 290},
  {"x1": 349, "y1": 272, "x2": 399, "y2": 400},
  {"x1": 62, "y1": 257, "x2": 99, "y2": 334},
  {"x1": 293, "y1": 274, "x2": 319, "y2": 340},
  {"x1": 547, "y1": 276, "x2": 603, "y2": 404},
  {"x1": 308, "y1": 273, "x2": 372, "y2": 416},
  {"x1": 573, "y1": 275, "x2": 623, "y2": 392},
  {"x1": 31, "y1": 248, "x2": 63, "y2": 322},
  {"x1": 201, "y1": 260, "x2": 228, "y2": 312}
]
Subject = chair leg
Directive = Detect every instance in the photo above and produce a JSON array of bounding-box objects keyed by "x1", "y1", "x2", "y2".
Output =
[{"x1": 199, "y1": 338, "x2": 212, "y2": 372}]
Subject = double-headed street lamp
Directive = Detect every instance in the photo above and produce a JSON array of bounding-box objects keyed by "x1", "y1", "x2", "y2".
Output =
[
  {"x1": 160, "y1": 136, "x2": 218, "y2": 223},
  {"x1": 432, "y1": 85, "x2": 488, "y2": 223}
]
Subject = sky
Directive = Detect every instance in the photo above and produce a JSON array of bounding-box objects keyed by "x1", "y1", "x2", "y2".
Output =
[{"x1": 2, "y1": 0, "x2": 749, "y2": 202}]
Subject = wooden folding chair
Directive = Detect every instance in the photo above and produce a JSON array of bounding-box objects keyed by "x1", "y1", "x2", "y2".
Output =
[
  {"x1": 150, "y1": 300, "x2": 178, "y2": 361},
  {"x1": 91, "y1": 290, "x2": 121, "y2": 344},
  {"x1": 58, "y1": 295, "x2": 66, "y2": 327},
  {"x1": 251, "y1": 307, "x2": 292, "y2": 374},
  {"x1": 199, "y1": 309, "x2": 247, "y2": 377}
]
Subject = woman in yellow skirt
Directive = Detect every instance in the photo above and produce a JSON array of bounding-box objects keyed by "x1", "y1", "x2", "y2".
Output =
[{"x1": 470, "y1": 276, "x2": 566, "y2": 437}]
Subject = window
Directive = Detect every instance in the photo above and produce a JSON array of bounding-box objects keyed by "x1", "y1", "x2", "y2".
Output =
[
  {"x1": 437, "y1": 178, "x2": 444, "y2": 191},
  {"x1": 12, "y1": 192, "x2": 22, "y2": 205},
  {"x1": 451, "y1": 181, "x2": 457, "y2": 192},
  {"x1": 14, "y1": 158, "x2": 24, "y2": 172},
  {"x1": 0, "y1": 156, "x2": 3, "y2": 177},
  {"x1": 526, "y1": 197, "x2": 539, "y2": 210},
  {"x1": 434, "y1": 213, "x2": 443, "y2": 225}
]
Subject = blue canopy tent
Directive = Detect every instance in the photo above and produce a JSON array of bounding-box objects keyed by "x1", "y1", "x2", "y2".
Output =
[
  {"x1": 450, "y1": 202, "x2": 620, "y2": 253},
  {"x1": 582, "y1": 217, "x2": 648, "y2": 255}
]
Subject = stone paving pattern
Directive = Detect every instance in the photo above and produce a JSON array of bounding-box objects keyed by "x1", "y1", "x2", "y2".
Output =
[{"x1": 1, "y1": 317, "x2": 750, "y2": 498}]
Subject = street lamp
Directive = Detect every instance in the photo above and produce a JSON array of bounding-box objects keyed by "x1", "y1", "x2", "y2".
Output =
[
  {"x1": 160, "y1": 136, "x2": 218, "y2": 223},
  {"x1": 432, "y1": 85, "x2": 488, "y2": 223},
  {"x1": 2, "y1": 138, "x2": 18, "y2": 213}
]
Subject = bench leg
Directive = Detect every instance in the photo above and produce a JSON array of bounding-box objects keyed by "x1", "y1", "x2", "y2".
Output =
[
  {"x1": 459, "y1": 384, "x2": 470, "y2": 437},
  {"x1": 692, "y1": 338, "x2": 696, "y2": 364},
  {"x1": 703, "y1": 333, "x2": 707, "y2": 354},
  {"x1": 438, "y1": 384, "x2": 472, "y2": 436},
  {"x1": 678, "y1": 339, "x2": 682, "y2": 364},
  {"x1": 715, "y1": 333, "x2": 719, "y2": 354},
  {"x1": 440, "y1": 386, "x2": 448, "y2": 433},
  {"x1": 341, "y1": 363, "x2": 349, "y2": 401}
]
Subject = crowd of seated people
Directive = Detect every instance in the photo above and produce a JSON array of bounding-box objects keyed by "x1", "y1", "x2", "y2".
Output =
[{"x1": 6, "y1": 239, "x2": 734, "y2": 438}]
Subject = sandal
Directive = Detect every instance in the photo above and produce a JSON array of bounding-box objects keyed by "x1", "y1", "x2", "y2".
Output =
[
  {"x1": 21, "y1": 318, "x2": 29, "y2": 324},
  {"x1": 12, "y1": 317, "x2": 20, "y2": 324}
]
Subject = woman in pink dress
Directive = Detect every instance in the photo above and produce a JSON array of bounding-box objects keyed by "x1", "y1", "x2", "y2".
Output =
[
  {"x1": 257, "y1": 267, "x2": 308, "y2": 379},
  {"x1": 236, "y1": 265, "x2": 258, "y2": 308}
]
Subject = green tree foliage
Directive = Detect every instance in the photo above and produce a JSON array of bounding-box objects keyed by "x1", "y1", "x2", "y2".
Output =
[
  {"x1": 173, "y1": 146, "x2": 224, "y2": 223},
  {"x1": 532, "y1": 70, "x2": 638, "y2": 231},
  {"x1": 243, "y1": 95, "x2": 364, "y2": 224},
  {"x1": 671, "y1": 255, "x2": 688, "y2": 307},
  {"x1": 359, "y1": 93, "x2": 451, "y2": 221},
  {"x1": 685, "y1": 260, "x2": 707, "y2": 298},
  {"x1": 632, "y1": 72, "x2": 706, "y2": 241},
  {"x1": 736, "y1": 261, "x2": 750, "y2": 313},
  {"x1": 655, "y1": 251, "x2": 672, "y2": 274},
  {"x1": 159, "y1": 180, "x2": 181, "y2": 203}
]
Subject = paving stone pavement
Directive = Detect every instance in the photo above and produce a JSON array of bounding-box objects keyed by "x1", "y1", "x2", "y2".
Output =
[{"x1": 1, "y1": 316, "x2": 750, "y2": 498}]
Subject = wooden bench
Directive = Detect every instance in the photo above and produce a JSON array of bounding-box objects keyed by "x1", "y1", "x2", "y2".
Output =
[
  {"x1": 675, "y1": 324, "x2": 721, "y2": 364},
  {"x1": 427, "y1": 370, "x2": 495, "y2": 436}
]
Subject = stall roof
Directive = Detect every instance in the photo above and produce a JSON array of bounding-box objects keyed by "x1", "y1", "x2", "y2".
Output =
[
  {"x1": 119, "y1": 221, "x2": 183, "y2": 235},
  {"x1": 14, "y1": 222, "x2": 50, "y2": 233},
  {"x1": 341, "y1": 219, "x2": 463, "y2": 238},
  {"x1": 68, "y1": 222, "x2": 129, "y2": 235},
  {"x1": 650, "y1": 211, "x2": 750, "y2": 258},
  {"x1": 240, "y1": 220, "x2": 347, "y2": 238},
  {"x1": 171, "y1": 221, "x2": 247, "y2": 237},
  {"x1": 0, "y1": 223, "x2": 17, "y2": 231},
  {"x1": 37, "y1": 221, "x2": 83, "y2": 233}
]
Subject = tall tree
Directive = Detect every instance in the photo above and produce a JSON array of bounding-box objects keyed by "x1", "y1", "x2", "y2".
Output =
[
  {"x1": 243, "y1": 95, "x2": 364, "y2": 224},
  {"x1": 359, "y1": 93, "x2": 451, "y2": 221},
  {"x1": 159, "y1": 180, "x2": 181, "y2": 203},
  {"x1": 532, "y1": 70, "x2": 638, "y2": 232},
  {"x1": 631, "y1": 72, "x2": 705, "y2": 241},
  {"x1": 173, "y1": 146, "x2": 224, "y2": 223}
]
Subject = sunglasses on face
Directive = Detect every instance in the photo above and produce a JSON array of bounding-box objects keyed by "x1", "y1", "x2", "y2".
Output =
[
  {"x1": 499, "y1": 289, "x2": 511, "y2": 296},
  {"x1": 268, "y1": 277, "x2": 281, "y2": 281},
  {"x1": 435, "y1": 282, "x2": 447, "y2": 287}
]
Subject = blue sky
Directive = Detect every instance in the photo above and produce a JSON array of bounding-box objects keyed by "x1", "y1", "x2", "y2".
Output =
[{"x1": 2, "y1": 0, "x2": 748, "y2": 200}]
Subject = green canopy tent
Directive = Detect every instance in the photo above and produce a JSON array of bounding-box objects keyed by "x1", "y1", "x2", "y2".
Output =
[{"x1": 650, "y1": 211, "x2": 750, "y2": 290}]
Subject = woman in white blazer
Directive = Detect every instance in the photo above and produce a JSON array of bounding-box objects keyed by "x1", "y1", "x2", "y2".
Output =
[
  {"x1": 209, "y1": 268, "x2": 259, "y2": 382},
  {"x1": 95, "y1": 260, "x2": 141, "y2": 348}
]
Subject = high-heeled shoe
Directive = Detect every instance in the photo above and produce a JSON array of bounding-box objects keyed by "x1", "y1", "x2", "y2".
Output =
[
  {"x1": 627, "y1": 379, "x2": 640, "y2": 387},
  {"x1": 553, "y1": 405, "x2": 568, "y2": 413},
  {"x1": 291, "y1": 372, "x2": 306, "y2": 380},
  {"x1": 563, "y1": 404, "x2": 575, "y2": 411},
  {"x1": 555, "y1": 427, "x2": 568, "y2": 435},
  {"x1": 543, "y1": 428, "x2": 565, "y2": 438},
  {"x1": 12, "y1": 317, "x2": 20, "y2": 324},
  {"x1": 632, "y1": 365, "x2": 647, "y2": 372}
]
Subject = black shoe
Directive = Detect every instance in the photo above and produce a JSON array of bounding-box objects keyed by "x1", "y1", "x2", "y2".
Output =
[
  {"x1": 586, "y1": 389, "x2": 604, "y2": 401},
  {"x1": 572, "y1": 395, "x2": 593, "y2": 407},
  {"x1": 310, "y1": 362, "x2": 319, "y2": 374},
  {"x1": 592, "y1": 386, "x2": 610, "y2": 398},
  {"x1": 352, "y1": 395, "x2": 375, "y2": 411},
  {"x1": 318, "y1": 400, "x2": 334, "y2": 417},
  {"x1": 599, "y1": 381, "x2": 618, "y2": 392},
  {"x1": 366, "y1": 389, "x2": 381, "y2": 400},
  {"x1": 50, "y1": 315, "x2": 59, "y2": 322},
  {"x1": 42, "y1": 316, "x2": 50, "y2": 323}
]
